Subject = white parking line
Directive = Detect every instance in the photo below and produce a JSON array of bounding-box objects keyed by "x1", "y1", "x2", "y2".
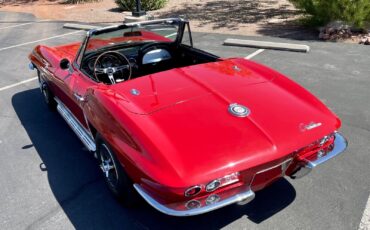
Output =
[
  {"x1": 0, "y1": 20, "x2": 50, "y2": 30},
  {"x1": 359, "y1": 194, "x2": 370, "y2": 230},
  {"x1": 0, "y1": 30, "x2": 83, "y2": 52},
  {"x1": 0, "y1": 28, "x2": 83, "y2": 92},
  {"x1": 245, "y1": 49, "x2": 265, "y2": 59},
  {"x1": 0, "y1": 77, "x2": 38, "y2": 92}
]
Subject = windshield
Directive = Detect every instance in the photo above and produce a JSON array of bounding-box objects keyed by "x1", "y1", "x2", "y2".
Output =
[{"x1": 85, "y1": 20, "x2": 180, "y2": 53}]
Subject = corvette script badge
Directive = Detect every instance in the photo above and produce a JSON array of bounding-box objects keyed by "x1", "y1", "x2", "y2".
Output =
[{"x1": 299, "y1": 122, "x2": 322, "y2": 132}]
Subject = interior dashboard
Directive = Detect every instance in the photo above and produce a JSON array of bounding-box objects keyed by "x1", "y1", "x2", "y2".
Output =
[
  {"x1": 81, "y1": 42, "x2": 174, "y2": 80},
  {"x1": 79, "y1": 42, "x2": 219, "y2": 84},
  {"x1": 84, "y1": 46, "x2": 140, "y2": 75}
]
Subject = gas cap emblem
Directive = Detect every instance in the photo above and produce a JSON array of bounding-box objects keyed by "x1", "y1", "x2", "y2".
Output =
[
  {"x1": 130, "y1": 89, "x2": 140, "y2": 96},
  {"x1": 228, "y1": 103, "x2": 250, "y2": 117}
]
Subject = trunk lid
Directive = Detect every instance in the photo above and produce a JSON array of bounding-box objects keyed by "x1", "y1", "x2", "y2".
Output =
[
  {"x1": 111, "y1": 58, "x2": 274, "y2": 115},
  {"x1": 110, "y1": 58, "x2": 339, "y2": 183}
]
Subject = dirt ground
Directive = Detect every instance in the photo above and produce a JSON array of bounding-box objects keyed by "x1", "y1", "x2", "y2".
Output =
[{"x1": 0, "y1": 0, "x2": 310, "y2": 37}]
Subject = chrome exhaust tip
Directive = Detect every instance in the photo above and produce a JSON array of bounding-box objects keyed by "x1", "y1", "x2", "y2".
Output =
[
  {"x1": 236, "y1": 190, "x2": 255, "y2": 205},
  {"x1": 289, "y1": 162, "x2": 312, "y2": 179}
]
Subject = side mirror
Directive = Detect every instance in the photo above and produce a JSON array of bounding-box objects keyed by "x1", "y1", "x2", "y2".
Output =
[{"x1": 60, "y1": 58, "x2": 70, "y2": 70}]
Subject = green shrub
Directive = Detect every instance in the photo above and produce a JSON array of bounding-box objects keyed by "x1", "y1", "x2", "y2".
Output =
[
  {"x1": 115, "y1": 0, "x2": 167, "y2": 11},
  {"x1": 289, "y1": 0, "x2": 370, "y2": 28}
]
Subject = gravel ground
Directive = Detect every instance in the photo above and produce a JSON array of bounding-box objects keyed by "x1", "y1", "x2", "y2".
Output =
[{"x1": 0, "y1": 0, "x2": 310, "y2": 37}]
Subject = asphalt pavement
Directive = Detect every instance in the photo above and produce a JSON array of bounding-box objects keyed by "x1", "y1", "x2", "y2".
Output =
[{"x1": 0, "y1": 11, "x2": 369, "y2": 230}]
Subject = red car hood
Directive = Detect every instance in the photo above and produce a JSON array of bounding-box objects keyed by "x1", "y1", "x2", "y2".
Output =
[{"x1": 109, "y1": 58, "x2": 340, "y2": 186}]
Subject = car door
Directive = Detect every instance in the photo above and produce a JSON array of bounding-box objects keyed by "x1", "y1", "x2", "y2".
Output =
[
  {"x1": 70, "y1": 69, "x2": 97, "y2": 129},
  {"x1": 52, "y1": 65, "x2": 92, "y2": 128}
]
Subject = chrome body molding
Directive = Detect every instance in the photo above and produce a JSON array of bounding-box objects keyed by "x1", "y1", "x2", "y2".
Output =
[
  {"x1": 291, "y1": 132, "x2": 347, "y2": 179},
  {"x1": 55, "y1": 97, "x2": 96, "y2": 152},
  {"x1": 88, "y1": 18, "x2": 186, "y2": 37},
  {"x1": 124, "y1": 18, "x2": 187, "y2": 27},
  {"x1": 133, "y1": 184, "x2": 255, "y2": 217}
]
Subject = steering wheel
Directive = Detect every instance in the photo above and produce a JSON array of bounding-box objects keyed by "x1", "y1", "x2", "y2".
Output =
[
  {"x1": 94, "y1": 51, "x2": 132, "y2": 84},
  {"x1": 138, "y1": 42, "x2": 171, "y2": 66}
]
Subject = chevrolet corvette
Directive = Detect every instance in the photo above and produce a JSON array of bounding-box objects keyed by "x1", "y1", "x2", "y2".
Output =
[{"x1": 28, "y1": 18, "x2": 347, "y2": 216}]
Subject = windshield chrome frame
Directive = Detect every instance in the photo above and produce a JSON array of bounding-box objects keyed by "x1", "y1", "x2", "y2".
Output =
[{"x1": 73, "y1": 18, "x2": 188, "y2": 70}]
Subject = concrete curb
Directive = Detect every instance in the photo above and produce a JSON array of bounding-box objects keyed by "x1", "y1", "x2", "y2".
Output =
[
  {"x1": 63, "y1": 23, "x2": 101, "y2": 31},
  {"x1": 224, "y1": 38, "x2": 310, "y2": 53}
]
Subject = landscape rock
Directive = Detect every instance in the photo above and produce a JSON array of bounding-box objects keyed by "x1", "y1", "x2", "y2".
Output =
[
  {"x1": 319, "y1": 21, "x2": 354, "y2": 41},
  {"x1": 359, "y1": 35, "x2": 370, "y2": 45},
  {"x1": 319, "y1": 21, "x2": 370, "y2": 45}
]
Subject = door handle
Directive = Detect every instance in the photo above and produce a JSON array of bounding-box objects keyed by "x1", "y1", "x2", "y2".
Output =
[{"x1": 74, "y1": 93, "x2": 86, "y2": 102}]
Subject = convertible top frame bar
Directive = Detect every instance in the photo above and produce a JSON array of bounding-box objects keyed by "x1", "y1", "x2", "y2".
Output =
[{"x1": 73, "y1": 18, "x2": 189, "y2": 71}]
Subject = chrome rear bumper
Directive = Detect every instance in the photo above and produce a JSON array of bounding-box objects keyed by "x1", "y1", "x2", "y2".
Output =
[
  {"x1": 290, "y1": 132, "x2": 348, "y2": 179},
  {"x1": 133, "y1": 184, "x2": 255, "y2": 217}
]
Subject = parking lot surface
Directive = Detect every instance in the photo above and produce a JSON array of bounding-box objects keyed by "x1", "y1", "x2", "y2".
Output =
[{"x1": 0, "y1": 11, "x2": 369, "y2": 230}]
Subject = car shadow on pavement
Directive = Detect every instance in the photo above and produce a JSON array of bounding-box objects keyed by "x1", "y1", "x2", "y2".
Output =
[{"x1": 12, "y1": 88, "x2": 297, "y2": 229}]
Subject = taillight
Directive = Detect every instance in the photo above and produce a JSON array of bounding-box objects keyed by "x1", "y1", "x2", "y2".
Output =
[
  {"x1": 184, "y1": 172, "x2": 241, "y2": 198},
  {"x1": 184, "y1": 185, "x2": 202, "y2": 197},
  {"x1": 296, "y1": 133, "x2": 335, "y2": 161},
  {"x1": 185, "y1": 200, "x2": 201, "y2": 209},
  {"x1": 205, "y1": 172, "x2": 240, "y2": 193},
  {"x1": 205, "y1": 179, "x2": 221, "y2": 192},
  {"x1": 319, "y1": 133, "x2": 335, "y2": 146},
  {"x1": 205, "y1": 194, "x2": 221, "y2": 205}
]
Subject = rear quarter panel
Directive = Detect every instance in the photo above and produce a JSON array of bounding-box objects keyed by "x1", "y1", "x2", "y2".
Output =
[{"x1": 83, "y1": 87, "x2": 156, "y2": 184}]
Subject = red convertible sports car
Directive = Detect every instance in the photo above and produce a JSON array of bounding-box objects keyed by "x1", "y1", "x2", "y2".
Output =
[{"x1": 28, "y1": 18, "x2": 347, "y2": 216}]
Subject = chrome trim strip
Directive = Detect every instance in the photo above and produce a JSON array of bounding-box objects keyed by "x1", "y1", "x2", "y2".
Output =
[
  {"x1": 55, "y1": 97, "x2": 96, "y2": 152},
  {"x1": 307, "y1": 132, "x2": 347, "y2": 168},
  {"x1": 133, "y1": 184, "x2": 255, "y2": 217},
  {"x1": 89, "y1": 18, "x2": 186, "y2": 35},
  {"x1": 124, "y1": 18, "x2": 186, "y2": 27}
]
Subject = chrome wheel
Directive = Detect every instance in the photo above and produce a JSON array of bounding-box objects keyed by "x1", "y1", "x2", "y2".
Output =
[
  {"x1": 95, "y1": 135, "x2": 140, "y2": 206},
  {"x1": 99, "y1": 143, "x2": 119, "y2": 187}
]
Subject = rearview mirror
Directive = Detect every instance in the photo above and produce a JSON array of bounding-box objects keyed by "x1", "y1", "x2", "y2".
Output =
[
  {"x1": 123, "y1": 31, "x2": 142, "y2": 37},
  {"x1": 60, "y1": 58, "x2": 70, "y2": 70}
]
